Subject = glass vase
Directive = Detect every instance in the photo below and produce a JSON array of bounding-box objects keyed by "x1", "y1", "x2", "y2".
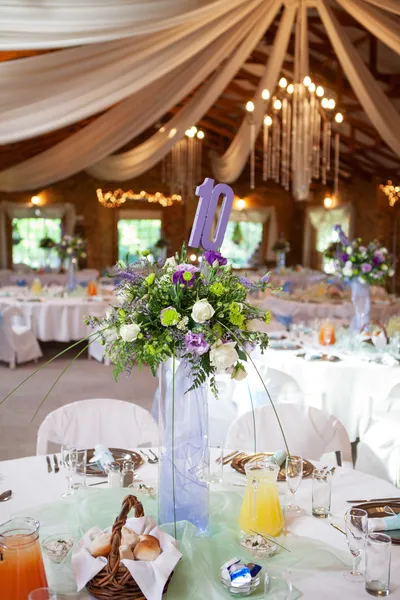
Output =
[
  {"x1": 158, "y1": 359, "x2": 209, "y2": 534},
  {"x1": 275, "y1": 251, "x2": 286, "y2": 271},
  {"x1": 350, "y1": 278, "x2": 371, "y2": 332},
  {"x1": 66, "y1": 256, "x2": 77, "y2": 292}
]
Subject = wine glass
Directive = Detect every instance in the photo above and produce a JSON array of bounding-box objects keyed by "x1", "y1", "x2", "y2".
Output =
[
  {"x1": 285, "y1": 456, "x2": 303, "y2": 513},
  {"x1": 344, "y1": 507, "x2": 368, "y2": 582},
  {"x1": 61, "y1": 445, "x2": 77, "y2": 498}
]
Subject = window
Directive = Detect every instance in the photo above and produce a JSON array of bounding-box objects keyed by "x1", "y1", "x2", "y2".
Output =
[
  {"x1": 12, "y1": 218, "x2": 62, "y2": 269},
  {"x1": 221, "y1": 221, "x2": 263, "y2": 268},
  {"x1": 118, "y1": 219, "x2": 162, "y2": 263}
]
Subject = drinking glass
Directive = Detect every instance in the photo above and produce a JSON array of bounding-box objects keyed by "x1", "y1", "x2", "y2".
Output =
[
  {"x1": 28, "y1": 590, "x2": 57, "y2": 600},
  {"x1": 71, "y1": 449, "x2": 87, "y2": 493},
  {"x1": 365, "y1": 533, "x2": 391, "y2": 597},
  {"x1": 312, "y1": 469, "x2": 332, "y2": 518},
  {"x1": 61, "y1": 445, "x2": 78, "y2": 497},
  {"x1": 344, "y1": 507, "x2": 368, "y2": 581},
  {"x1": 209, "y1": 442, "x2": 224, "y2": 484},
  {"x1": 285, "y1": 456, "x2": 303, "y2": 513}
]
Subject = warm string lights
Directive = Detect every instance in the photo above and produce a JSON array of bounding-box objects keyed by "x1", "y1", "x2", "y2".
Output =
[
  {"x1": 96, "y1": 188, "x2": 182, "y2": 208},
  {"x1": 380, "y1": 181, "x2": 400, "y2": 208},
  {"x1": 162, "y1": 125, "x2": 205, "y2": 200}
]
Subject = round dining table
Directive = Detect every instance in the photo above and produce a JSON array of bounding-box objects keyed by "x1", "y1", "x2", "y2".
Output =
[
  {"x1": 0, "y1": 450, "x2": 399, "y2": 599},
  {"x1": 0, "y1": 296, "x2": 110, "y2": 342}
]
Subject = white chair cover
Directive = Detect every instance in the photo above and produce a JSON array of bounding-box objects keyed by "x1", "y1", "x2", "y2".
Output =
[
  {"x1": 356, "y1": 417, "x2": 400, "y2": 486},
  {"x1": 0, "y1": 305, "x2": 42, "y2": 368},
  {"x1": 36, "y1": 398, "x2": 159, "y2": 455},
  {"x1": 225, "y1": 403, "x2": 352, "y2": 462}
]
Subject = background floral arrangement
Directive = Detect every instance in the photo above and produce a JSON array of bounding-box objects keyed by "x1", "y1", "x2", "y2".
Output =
[
  {"x1": 57, "y1": 235, "x2": 87, "y2": 261},
  {"x1": 272, "y1": 239, "x2": 290, "y2": 253},
  {"x1": 323, "y1": 241, "x2": 341, "y2": 260},
  {"x1": 332, "y1": 225, "x2": 394, "y2": 285},
  {"x1": 39, "y1": 237, "x2": 56, "y2": 249},
  {"x1": 87, "y1": 246, "x2": 272, "y2": 395}
]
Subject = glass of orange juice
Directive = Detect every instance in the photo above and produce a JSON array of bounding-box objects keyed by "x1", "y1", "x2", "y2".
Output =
[
  {"x1": 238, "y1": 458, "x2": 284, "y2": 538},
  {"x1": 0, "y1": 517, "x2": 48, "y2": 600}
]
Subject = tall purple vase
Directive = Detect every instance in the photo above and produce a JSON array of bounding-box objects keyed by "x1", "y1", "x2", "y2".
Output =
[{"x1": 158, "y1": 359, "x2": 209, "y2": 534}]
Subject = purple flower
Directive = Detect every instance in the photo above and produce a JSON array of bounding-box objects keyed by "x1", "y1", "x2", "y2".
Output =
[
  {"x1": 185, "y1": 331, "x2": 209, "y2": 356},
  {"x1": 340, "y1": 253, "x2": 349, "y2": 262},
  {"x1": 239, "y1": 276, "x2": 254, "y2": 289},
  {"x1": 172, "y1": 264, "x2": 199, "y2": 286},
  {"x1": 334, "y1": 224, "x2": 349, "y2": 246},
  {"x1": 373, "y1": 250, "x2": 385, "y2": 265},
  {"x1": 260, "y1": 273, "x2": 270, "y2": 284},
  {"x1": 204, "y1": 250, "x2": 227, "y2": 266},
  {"x1": 361, "y1": 263, "x2": 372, "y2": 273}
]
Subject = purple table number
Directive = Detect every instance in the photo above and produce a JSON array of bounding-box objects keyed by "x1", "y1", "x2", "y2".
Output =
[{"x1": 189, "y1": 177, "x2": 234, "y2": 251}]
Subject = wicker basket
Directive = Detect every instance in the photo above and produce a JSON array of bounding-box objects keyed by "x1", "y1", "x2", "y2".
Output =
[{"x1": 87, "y1": 494, "x2": 171, "y2": 600}]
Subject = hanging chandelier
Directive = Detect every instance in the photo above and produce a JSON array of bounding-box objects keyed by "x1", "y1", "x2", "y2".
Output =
[
  {"x1": 162, "y1": 126, "x2": 205, "y2": 200},
  {"x1": 96, "y1": 188, "x2": 182, "y2": 208},
  {"x1": 245, "y1": 5, "x2": 343, "y2": 201},
  {"x1": 380, "y1": 181, "x2": 400, "y2": 207}
]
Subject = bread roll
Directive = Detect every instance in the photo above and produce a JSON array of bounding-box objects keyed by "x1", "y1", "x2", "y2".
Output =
[
  {"x1": 121, "y1": 527, "x2": 140, "y2": 548},
  {"x1": 89, "y1": 532, "x2": 112, "y2": 558},
  {"x1": 139, "y1": 534, "x2": 160, "y2": 546},
  {"x1": 134, "y1": 538, "x2": 161, "y2": 562},
  {"x1": 119, "y1": 544, "x2": 135, "y2": 560}
]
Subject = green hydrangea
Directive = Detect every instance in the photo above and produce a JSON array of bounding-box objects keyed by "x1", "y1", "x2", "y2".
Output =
[
  {"x1": 210, "y1": 282, "x2": 225, "y2": 296},
  {"x1": 145, "y1": 273, "x2": 156, "y2": 286},
  {"x1": 160, "y1": 307, "x2": 180, "y2": 327},
  {"x1": 264, "y1": 310, "x2": 271, "y2": 324},
  {"x1": 229, "y1": 311, "x2": 245, "y2": 329},
  {"x1": 183, "y1": 271, "x2": 194, "y2": 282}
]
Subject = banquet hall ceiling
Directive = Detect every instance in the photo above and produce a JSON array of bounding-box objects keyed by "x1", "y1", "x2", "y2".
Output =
[{"x1": 0, "y1": 4, "x2": 399, "y2": 183}]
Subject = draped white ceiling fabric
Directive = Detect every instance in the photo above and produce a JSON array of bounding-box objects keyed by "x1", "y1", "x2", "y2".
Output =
[
  {"x1": 0, "y1": 0, "x2": 250, "y2": 48},
  {"x1": 317, "y1": 0, "x2": 400, "y2": 158},
  {"x1": 0, "y1": 0, "x2": 262, "y2": 143},
  {"x1": 0, "y1": 0, "x2": 399, "y2": 191},
  {"x1": 210, "y1": 2, "x2": 297, "y2": 182},
  {"x1": 337, "y1": 0, "x2": 400, "y2": 55}
]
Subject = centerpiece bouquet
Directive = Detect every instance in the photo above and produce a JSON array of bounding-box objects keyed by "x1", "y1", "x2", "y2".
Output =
[
  {"x1": 57, "y1": 235, "x2": 87, "y2": 262},
  {"x1": 87, "y1": 246, "x2": 274, "y2": 533},
  {"x1": 332, "y1": 225, "x2": 394, "y2": 330},
  {"x1": 39, "y1": 237, "x2": 56, "y2": 250},
  {"x1": 272, "y1": 239, "x2": 290, "y2": 254}
]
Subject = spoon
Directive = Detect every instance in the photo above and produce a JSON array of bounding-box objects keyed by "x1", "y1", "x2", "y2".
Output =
[{"x1": 0, "y1": 490, "x2": 12, "y2": 502}]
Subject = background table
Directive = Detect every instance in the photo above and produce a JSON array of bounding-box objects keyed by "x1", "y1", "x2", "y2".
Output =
[
  {"x1": 269, "y1": 269, "x2": 327, "y2": 290},
  {"x1": 0, "y1": 451, "x2": 399, "y2": 599},
  {"x1": 0, "y1": 297, "x2": 109, "y2": 342},
  {"x1": 6, "y1": 270, "x2": 100, "y2": 287}
]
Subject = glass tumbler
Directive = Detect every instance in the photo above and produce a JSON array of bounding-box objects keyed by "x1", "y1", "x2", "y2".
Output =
[
  {"x1": 71, "y1": 449, "x2": 87, "y2": 493},
  {"x1": 312, "y1": 469, "x2": 332, "y2": 518},
  {"x1": 209, "y1": 441, "x2": 224, "y2": 484},
  {"x1": 365, "y1": 533, "x2": 391, "y2": 597}
]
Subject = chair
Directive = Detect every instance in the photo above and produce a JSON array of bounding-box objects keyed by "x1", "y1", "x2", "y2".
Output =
[
  {"x1": 225, "y1": 403, "x2": 352, "y2": 464},
  {"x1": 36, "y1": 398, "x2": 159, "y2": 455},
  {"x1": 0, "y1": 305, "x2": 42, "y2": 368}
]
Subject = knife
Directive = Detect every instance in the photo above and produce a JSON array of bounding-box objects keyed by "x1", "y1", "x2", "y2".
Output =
[
  {"x1": 53, "y1": 455, "x2": 60, "y2": 474},
  {"x1": 347, "y1": 497, "x2": 400, "y2": 503},
  {"x1": 46, "y1": 455, "x2": 52, "y2": 473}
]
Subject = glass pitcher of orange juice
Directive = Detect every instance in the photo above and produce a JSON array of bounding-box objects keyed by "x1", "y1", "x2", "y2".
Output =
[
  {"x1": 0, "y1": 517, "x2": 48, "y2": 600},
  {"x1": 87, "y1": 280, "x2": 97, "y2": 297},
  {"x1": 238, "y1": 458, "x2": 284, "y2": 537}
]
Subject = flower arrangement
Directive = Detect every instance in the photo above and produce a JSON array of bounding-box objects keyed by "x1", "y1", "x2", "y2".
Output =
[
  {"x1": 332, "y1": 225, "x2": 394, "y2": 285},
  {"x1": 39, "y1": 237, "x2": 56, "y2": 250},
  {"x1": 272, "y1": 239, "x2": 290, "y2": 253},
  {"x1": 323, "y1": 241, "x2": 341, "y2": 260},
  {"x1": 57, "y1": 235, "x2": 87, "y2": 261},
  {"x1": 86, "y1": 246, "x2": 272, "y2": 395}
]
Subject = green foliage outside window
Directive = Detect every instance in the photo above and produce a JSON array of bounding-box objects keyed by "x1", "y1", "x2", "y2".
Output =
[
  {"x1": 221, "y1": 221, "x2": 263, "y2": 268},
  {"x1": 12, "y1": 218, "x2": 62, "y2": 269},
  {"x1": 118, "y1": 219, "x2": 162, "y2": 263}
]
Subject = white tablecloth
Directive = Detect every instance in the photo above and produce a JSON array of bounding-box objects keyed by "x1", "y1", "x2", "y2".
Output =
[
  {"x1": 0, "y1": 451, "x2": 399, "y2": 599},
  {"x1": 0, "y1": 297, "x2": 110, "y2": 342},
  {"x1": 247, "y1": 347, "x2": 400, "y2": 442},
  {"x1": 269, "y1": 270, "x2": 327, "y2": 289},
  {"x1": 260, "y1": 296, "x2": 400, "y2": 324},
  {"x1": 7, "y1": 270, "x2": 100, "y2": 286}
]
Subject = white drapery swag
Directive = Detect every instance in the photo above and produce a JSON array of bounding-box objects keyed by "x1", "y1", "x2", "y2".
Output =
[
  {"x1": 0, "y1": 202, "x2": 76, "y2": 268},
  {"x1": 228, "y1": 207, "x2": 278, "y2": 261},
  {"x1": 302, "y1": 204, "x2": 352, "y2": 267},
  {"x1": 0, "y1": 0, "x2": 251, "y2": 48},
  {"x1": 0, "y1": 0, "x2": 280, "y2": 191}
]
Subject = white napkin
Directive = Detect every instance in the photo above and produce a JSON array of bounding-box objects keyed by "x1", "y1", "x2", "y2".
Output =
[{"x1": 72, "y1": 515, "x2": 182, "y2": 600}]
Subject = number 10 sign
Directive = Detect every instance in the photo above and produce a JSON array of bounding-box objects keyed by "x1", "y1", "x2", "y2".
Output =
[{"x1": 189, "y1": 178, "x2": 234, "y2": 251}]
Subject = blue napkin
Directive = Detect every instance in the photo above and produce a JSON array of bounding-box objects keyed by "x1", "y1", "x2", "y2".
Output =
[
  {"x1": 273, "y1": 313, "x2": 293, "y2": 330},
  {"x1": 369, "y1": 513, "x2": 400, "y2": 532}
]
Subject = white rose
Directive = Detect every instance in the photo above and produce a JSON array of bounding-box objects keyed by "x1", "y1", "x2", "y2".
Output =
[
  {"x1": 231, "y1": 363, "x2": 247, "y2": 382},
  {"x1": 389, "y1": 269, "x2": 395, "y2": 277},
  {"x1": 66, "y1": 247, "x2": 73, "y2": 255},
  {"x1": 164, "y1": 257, "x2": 177, "y2": 269},
  {"x1": 381, "y1": 264, "x2": 388, "y2": 271},
  {"x1": 346, "y1": 246, "x2": 353, "y2": 255},
  {"x1": 210, "y1": 340, "x2": 238, "y2": 371},
  {"x1": 120, "y1": 323, "x2": 140, "y2": 342},
  {"x1": 358, "y1": 276, "x2": 366, "y2": 284},
  {"x1": 245, "y1": 319, "x2": 260, "y2": 332},
  {"x1": 343, "y1": 266, "x2": 353, "y2": 277},
  {"x1": 191, "y1": 299, "x2": 215, "y2": 323}
]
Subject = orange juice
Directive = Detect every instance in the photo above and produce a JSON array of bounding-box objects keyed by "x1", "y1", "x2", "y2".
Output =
[
  {"x1": 238, "y1": 460, "x2": 284, "y2": 537},
  {"x1": 0, "y1": 519, "x2": 47, "y2": 600},
  {"x1": 88, "y1": 280, "x2": 97, "y2": 297},
  {"x1": 319, "y1": 322, "x2": 336, "y2": 346}
]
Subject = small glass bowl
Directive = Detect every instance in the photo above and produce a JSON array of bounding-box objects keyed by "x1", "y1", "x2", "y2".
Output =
[
  {"x1": 239, "y1": 533, "x2": 277, "y2": 559},
  {"x1": 41, "y1": 534, "x2": 75, "y2": 564},
  {"x1": 220, "y1": 573, "x2": 261, "y2": 596}
]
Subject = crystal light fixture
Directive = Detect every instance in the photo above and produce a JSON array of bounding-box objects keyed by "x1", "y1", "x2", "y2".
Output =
[{"x1": 162, "y1": 126, "x2": 205, "y2": 200}]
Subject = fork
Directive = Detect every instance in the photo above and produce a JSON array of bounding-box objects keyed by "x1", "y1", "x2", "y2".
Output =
[
  {"x1": 140, "y1": 450, "x2": 157, "y2": 465},
  {"x1": 148, "y1": 449, "x2": 159, "y2": 463}
]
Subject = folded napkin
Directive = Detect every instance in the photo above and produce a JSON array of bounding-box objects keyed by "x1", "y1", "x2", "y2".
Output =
[
  {"x1": 89, "y1": 444, "x2": 114, "y2": 470},
  {"x1": 272, "y1": 449, "x2": 287, "y2": 467},
  {"x1": 72, "y1": 515, "x2": 182, "y2": 600},
  {"x1": 369, "y1": 513, "x2": 400, "y2": 532}
]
